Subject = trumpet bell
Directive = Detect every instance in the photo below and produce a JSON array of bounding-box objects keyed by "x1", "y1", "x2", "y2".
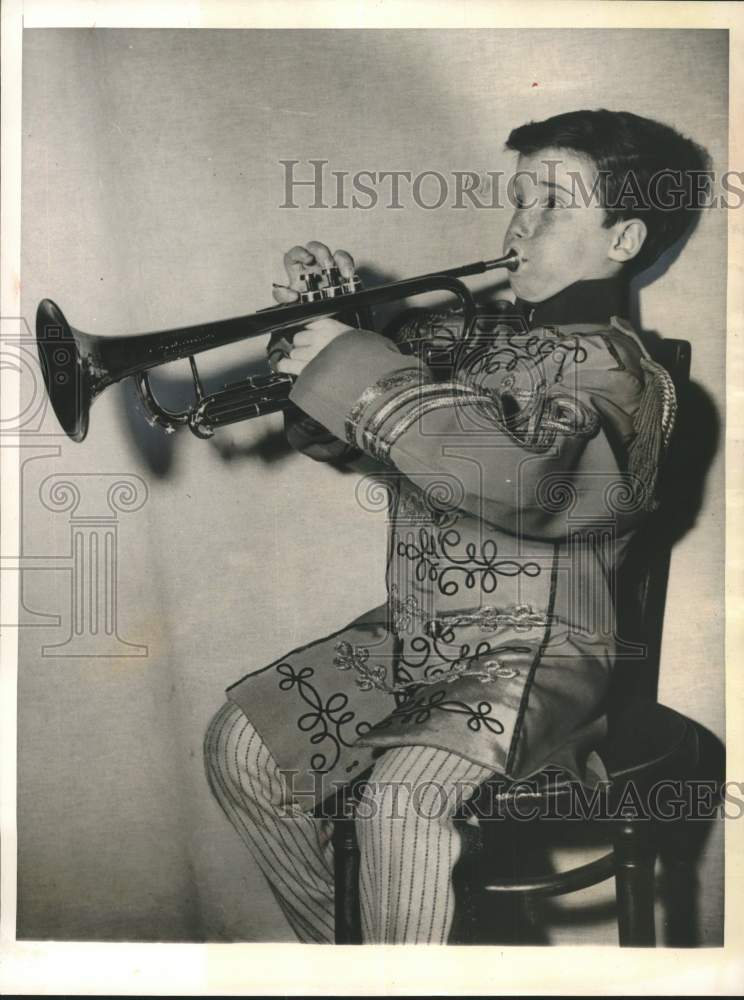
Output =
[{"x1": 36, "y1": 298, "x2": 91, "y2": 442}]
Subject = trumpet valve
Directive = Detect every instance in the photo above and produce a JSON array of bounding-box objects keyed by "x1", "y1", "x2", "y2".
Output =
[
  {"x1": 298, "y1": 271, "x2": 324, "y2": 303},
  {"x1": 320, "y1": 266, "x2": 345, "y2": 298},
  {"x1": 341, "y1": 273, "x2": 362, "y2": 295}
]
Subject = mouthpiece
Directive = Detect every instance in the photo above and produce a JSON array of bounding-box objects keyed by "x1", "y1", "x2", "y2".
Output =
[{"x1": 484, "y1": 249, "x2": 520, "y2": 272}]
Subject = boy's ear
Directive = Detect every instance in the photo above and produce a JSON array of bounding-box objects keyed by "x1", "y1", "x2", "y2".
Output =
[{"x1": 608, "y1": 218, "x2": 647, "y2": 263}]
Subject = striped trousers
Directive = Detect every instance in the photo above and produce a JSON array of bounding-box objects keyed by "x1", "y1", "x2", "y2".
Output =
[{"x1": 204, "y1": 700, "x2": 494, "y2": 944}]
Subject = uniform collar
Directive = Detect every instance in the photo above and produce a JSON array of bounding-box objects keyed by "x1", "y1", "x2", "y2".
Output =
[{"x1": 515, "y1": 275, "x2": 629, "y2": 329}]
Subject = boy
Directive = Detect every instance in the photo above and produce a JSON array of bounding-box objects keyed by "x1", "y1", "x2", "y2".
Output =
[{"x1": 205, "y1": 109, "x2": 708, "y2": 944}]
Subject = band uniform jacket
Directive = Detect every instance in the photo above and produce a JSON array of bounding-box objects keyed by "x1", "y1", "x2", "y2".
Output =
[{"x1": 226, "y1": 276, "x2": 677, "y2": 808}]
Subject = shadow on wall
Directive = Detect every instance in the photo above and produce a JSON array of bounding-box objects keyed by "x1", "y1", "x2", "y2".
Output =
[
  {"x1": 628, "y1": 185, "x2": 722, "y2": 547},
  {"x1": 619, "y1": 212, "x2": 722, "y2": 693}
]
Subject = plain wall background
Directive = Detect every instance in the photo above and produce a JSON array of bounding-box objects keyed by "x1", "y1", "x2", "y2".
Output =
[{"x1": 18, "y1": 28, "x2": 726, "y2": 943}]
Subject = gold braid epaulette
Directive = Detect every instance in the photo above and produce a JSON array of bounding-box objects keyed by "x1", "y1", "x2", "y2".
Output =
[{"x1": 627, "y1": 356, "x2": 678, "y2": 512}]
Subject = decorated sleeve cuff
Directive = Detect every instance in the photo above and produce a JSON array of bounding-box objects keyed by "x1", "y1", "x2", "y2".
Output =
[
  {"x1": 288, "y1": 329, "x2": 420, "y2": 444},
  {"x1": 289, "y1": 328, "x2": 500, "y2": 465}
]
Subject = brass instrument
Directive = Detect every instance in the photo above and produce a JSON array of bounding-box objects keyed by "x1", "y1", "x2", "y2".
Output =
[{"x1": 36, "y1": 250, "x2": 519, "y2": 442}]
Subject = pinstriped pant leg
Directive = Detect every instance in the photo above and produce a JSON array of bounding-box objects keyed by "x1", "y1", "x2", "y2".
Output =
[
  {"x1": 204, "y1": 700, "x2": 335, "y2": 943},
  {"x1": 357, "y1": 745, "x2": 494, "y2": 944}
]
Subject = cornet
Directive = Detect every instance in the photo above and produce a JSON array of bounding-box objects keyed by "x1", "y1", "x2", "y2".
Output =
[{"x1": 36, "y1": 249, "x2": 519, "y2": 442}]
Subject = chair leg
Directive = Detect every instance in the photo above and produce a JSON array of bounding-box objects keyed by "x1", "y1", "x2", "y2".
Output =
[
  {"x1": 451, "y1": 817, "x2": 544, "y2": 945},
  {"x1": 333, "y1": 816, "x2": 363, "y2": 944},
  {"x1": 612, "y1": 820, "x2": 657, "y2": 947}
]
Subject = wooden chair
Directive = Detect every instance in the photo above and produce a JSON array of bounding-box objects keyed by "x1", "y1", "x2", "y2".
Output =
[{"x1": 325, "y1": 339, "x2": 712, "y2": 946}]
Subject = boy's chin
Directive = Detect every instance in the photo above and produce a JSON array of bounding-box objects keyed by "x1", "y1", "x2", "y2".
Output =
[
  {"x1": 508, "y1": 272, "x2": 571, "y2": 304},
  {"x1": 508, "y1": 275, "x2": 548, "y2": 303}
]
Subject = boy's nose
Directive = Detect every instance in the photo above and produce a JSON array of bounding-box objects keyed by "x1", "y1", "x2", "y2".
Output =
[{"x1": 508, "y1": 207, "x2": 537, "y2": 241}]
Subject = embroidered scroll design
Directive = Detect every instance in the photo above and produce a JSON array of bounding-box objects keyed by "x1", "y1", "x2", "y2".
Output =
[
  {"x1": 396, "y1": 487, "x2": 458, "y2": 528},
  {"x1": 333, "y1": 640, "x2": 524, "y2": 695},
  {"x1": 395, "y1": 527, "x2": 542, "y2": 596},
  {"x1": 388, "y1": 583, "x2": 549, "y2": 636},
  {"x1": 461, "y1": 329, "x2": 589, "y2": 379},
  {"x1": 393, "y1": 310, "x2": 465, "y2": 364},
  {"x1": 368, "y1": 689, "x2": 506, "y2": 735},
  {"x1": 276, "y1": 662, "x2": 373, "y2": 773}
]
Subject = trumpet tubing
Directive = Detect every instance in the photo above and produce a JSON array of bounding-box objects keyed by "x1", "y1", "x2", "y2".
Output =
[{"x1": 36, "y1": 249, "x2": 519, "y2": 442}]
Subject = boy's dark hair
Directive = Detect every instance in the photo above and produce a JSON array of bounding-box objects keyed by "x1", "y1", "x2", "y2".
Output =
[{"x1": 506, "y1": 109, "x2": 711, "y2": 273}]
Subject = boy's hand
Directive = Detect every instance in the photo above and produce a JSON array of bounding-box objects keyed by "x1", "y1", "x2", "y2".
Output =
[
  {"x1": 273, "y1": 240, "x2": 358, "y2": 376},
  {"x1": 275, "y1": 317, "x2": 356, "y2": 376},
  {"x1": 272, "y1": 240, "x2": 356, "y2": 304}
]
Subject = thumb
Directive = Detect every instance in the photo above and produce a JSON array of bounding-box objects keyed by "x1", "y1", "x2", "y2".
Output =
[{"x1": 272, "y1": 283, "x2": 300, "y2": 304}]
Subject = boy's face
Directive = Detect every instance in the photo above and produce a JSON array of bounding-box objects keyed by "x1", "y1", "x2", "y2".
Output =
[{"x1": 503, "y1": 146, "x2": 622, "y2": 302}]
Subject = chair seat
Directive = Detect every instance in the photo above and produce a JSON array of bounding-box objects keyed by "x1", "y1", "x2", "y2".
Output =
[
  {"x1": 317, "y1": 698, "x2": 700, "y2": 823},
  {"x1": 447, "y1": 700, "x2": 701, "y2": 923},
  {"x1": 459, "y1": 699, "x2": 700, "y2": 818}
]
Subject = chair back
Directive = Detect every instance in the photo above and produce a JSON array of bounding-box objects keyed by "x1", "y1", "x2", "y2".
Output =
[{"x1": 612, "y1": 338, "x2": 692, "y2": 703}]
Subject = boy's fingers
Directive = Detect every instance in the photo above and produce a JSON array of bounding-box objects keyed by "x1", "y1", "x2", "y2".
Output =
[
  {"x1": 275, "y1": 357, "x2": 304, "y2": 376},
  {"x1": 280, "y1": 242, "x2": 354, "y2": 291},
  {"x1": 303, "y1": 317, "x2": 353, "y2": 334},
  {"x1": 290, "y1": 331, "x2": 326, "y2": 349},
  {"x1": 333, "y1": 250, "x2": 355, "y2": 279},
  {"x1": 283, "y1": 245, "x2": 316, "y2": 287},
  {"x1": 284, "y1": 245, "x2": 315, "y2": 267},
  {"x1": 287, "y1": 345, "x2": 315, "y2": 362},
  {"x1": 272, "y1": 284, "x2": 300, "y2": 304},
  {"x1": 291, "y1": 329, "x2": 312, "y2": 346},
  {"x1": 306, "y1": 241, "x2": 334, "y2": 268},
  {"x1": 292, "y1": 326, "x2": 343, "y2": 346}
]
